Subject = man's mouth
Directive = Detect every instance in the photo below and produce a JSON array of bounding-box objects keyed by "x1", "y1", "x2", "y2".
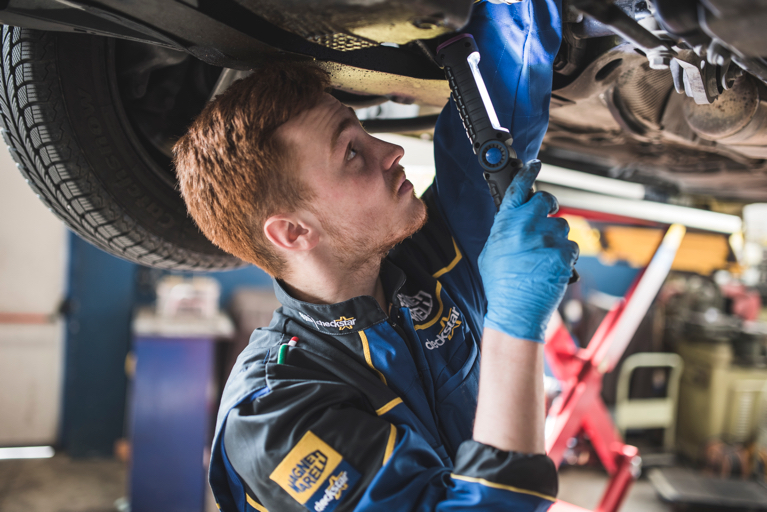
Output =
[
  {"x1": 393, "y1": 165, "x2": 411, "y2": 196},
  {"x1": 396, "y1": 172, "x2": 406, "y2": 191}
]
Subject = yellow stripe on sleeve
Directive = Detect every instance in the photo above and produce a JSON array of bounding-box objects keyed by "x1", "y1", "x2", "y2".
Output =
[
  {"x1": 375, "y1": 397, "x2": 403, "y2": 416},
  {"x1": 246, "y1": 494, "x2": 269, "y2": 512},
  {"x1": 359, "y1": 331, "x2": 387, "y2": 385},
  {"x1": 450, "y1": 474, "x2": 557, "y2": 502},
  {"x1": 432, "y1": 238, "x2": 463, "y2": 278},
  {"x1": 383, "y1": 424, "x2": 397, "y2": 466}
]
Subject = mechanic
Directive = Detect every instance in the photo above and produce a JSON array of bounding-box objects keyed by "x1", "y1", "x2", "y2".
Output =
[{"x1": 173, "y1": 0, "x2": 576, "y2": 510}]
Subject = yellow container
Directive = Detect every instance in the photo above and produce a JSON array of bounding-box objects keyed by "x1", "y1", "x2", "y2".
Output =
[{"x1": 676, "y1": 340, "x2": 767, "y2": 460}]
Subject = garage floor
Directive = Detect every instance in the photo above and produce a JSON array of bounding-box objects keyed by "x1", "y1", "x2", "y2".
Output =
[
  {"x1": 0, "y1": 454, "x2": 673, "y2": 512},
  {"x1": 0, "y1": 455, "x2": 126, "y2": 512},
  {"x1": 558, "y1": 466, "x2": 671, "y2": 511}
]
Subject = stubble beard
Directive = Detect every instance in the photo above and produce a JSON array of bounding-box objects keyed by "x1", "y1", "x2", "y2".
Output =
[
  {"x1": 324, "y1": 190, "x2": 427, "y2": 273},
  {"x1": 376, "y1": 193, "x2": 428, "y2": 256}
]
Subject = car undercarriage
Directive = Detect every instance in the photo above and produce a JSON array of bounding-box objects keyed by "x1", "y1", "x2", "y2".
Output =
[{"x1": 1, "y1": 0, "x2": 766, "y2": 269}]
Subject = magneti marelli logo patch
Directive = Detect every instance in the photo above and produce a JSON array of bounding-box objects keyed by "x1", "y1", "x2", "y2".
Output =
[
  {"x1": 270, "y1": 431, "x2": 361, "y2": 512},
  {"x1": 287, "y1": 450, "x2": 328, "y2": 493}
]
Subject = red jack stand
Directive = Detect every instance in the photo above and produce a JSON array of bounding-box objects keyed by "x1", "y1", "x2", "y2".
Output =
[{"x1": 546, "y1": 224, "x2": 687, "y2": 512}]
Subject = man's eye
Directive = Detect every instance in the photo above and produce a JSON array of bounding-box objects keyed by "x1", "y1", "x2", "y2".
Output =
[{"x1": 346, "y1": 147, "x2": 357, "y2": 161}]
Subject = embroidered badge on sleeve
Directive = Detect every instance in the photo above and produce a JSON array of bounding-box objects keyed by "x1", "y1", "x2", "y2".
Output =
[{"x1": 270, "y1": 431, "x2": 361, "y2": 512}]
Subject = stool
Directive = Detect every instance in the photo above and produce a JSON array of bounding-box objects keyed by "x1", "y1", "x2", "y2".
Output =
[{"x1": 615, "y1": 352, "x2": 684, "y2": 450}]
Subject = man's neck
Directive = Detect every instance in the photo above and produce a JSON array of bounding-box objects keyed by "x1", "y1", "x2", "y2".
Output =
[{"x1": 281, "y1": 255, "x2": 388, "y2": 312}]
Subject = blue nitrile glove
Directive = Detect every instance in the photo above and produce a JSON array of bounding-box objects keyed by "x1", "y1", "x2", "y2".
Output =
[{"x1": 479, "y1": 160, "x2": 579, "y2": 342}]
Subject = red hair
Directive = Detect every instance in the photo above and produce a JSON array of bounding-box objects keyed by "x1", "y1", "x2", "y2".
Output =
[{"x1": 174, "y1": 61, "x2": 330, "y2": 277}]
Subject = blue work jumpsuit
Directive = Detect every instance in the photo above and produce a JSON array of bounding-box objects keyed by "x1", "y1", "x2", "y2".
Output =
[{"x1": 209, "y1": 1, "x2": 563, "y2": 510}]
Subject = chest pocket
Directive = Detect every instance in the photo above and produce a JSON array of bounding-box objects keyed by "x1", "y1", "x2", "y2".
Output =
[
  {"x1": 412, "y1": 302, "x2": 480, "y2": 454},
  {"x1": 433, "y1": 326, "x2": 479, "y2": 452}
]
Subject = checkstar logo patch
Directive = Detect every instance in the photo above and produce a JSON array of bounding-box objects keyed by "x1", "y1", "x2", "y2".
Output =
[
  {"x1": 397, "y1": 291, "x2": 434, "y2": 322},
  {"x1": 270, "y1": 431, "x2": 360, "y2": 512},
  {"x1": 313, "y1": 472, "x2": 351, "y2": 512},
  {"x1": 425, "y1": 307, "x2": 462, "y2": 350},
  {"x1": 333, "y1": 316, "x2": 355, "y2": 330},
  {"x1": 298, "y1": 312, "x2": 357, "y2": 331}
]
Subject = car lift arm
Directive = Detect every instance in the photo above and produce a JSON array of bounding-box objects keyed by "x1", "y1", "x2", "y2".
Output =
[{"x1": 546, "y1": 224, "x2": 687, "y2": 512}]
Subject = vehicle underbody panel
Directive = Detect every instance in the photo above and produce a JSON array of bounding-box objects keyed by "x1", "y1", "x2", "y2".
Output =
[
  {"x1": 544, "y1": 42, "x2": 767, "y2": 201},
  {"x1": 3, "y1": 0, "x2": 767, "y2": 203}
]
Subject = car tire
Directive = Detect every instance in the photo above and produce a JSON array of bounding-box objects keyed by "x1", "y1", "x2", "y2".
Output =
[{"x1": 0, "y1": 26, "x2": 244, "y2": 270}]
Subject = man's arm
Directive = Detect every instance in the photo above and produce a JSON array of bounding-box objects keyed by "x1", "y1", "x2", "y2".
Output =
[
  {"x1": 217, "y1": 376, "x2": 559, "y2": 512},
  {"x1": 474, "y1": 330, "x2": 545, "y2": 454},
  {"x1": 432, "y1": 0, "x2": 563, "y2": 277},
  {"x1": 471, "y1": 157, "x2": 578, "y2": 466}
]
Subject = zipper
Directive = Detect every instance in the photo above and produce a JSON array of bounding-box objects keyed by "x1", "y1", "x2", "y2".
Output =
[{"x1": 388, "y1": 308, "x2": 416, "y2": 359}]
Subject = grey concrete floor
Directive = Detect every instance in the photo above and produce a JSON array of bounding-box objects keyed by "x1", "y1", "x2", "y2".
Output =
[
  {"x1": 0, "y1": 454, "x2": 671, "y2": 512},
  {"x1": 558, "y1": 466, "x2": 672, "y2": 512},
  {"x1": 0, "y1": 454, "x2": 126, "y2": 512}
]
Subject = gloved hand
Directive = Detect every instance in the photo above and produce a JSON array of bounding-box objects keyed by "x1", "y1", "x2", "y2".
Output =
[{"x1": 479, "y1": 160, "x2": 579, "y2": 342}]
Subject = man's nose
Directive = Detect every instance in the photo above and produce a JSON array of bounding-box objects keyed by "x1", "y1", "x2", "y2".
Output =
[{"x1": 379, "y1": 140, "x2": 404, "y2": 171}]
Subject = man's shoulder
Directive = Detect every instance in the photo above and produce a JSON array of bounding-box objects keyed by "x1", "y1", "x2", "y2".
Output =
[
  {"x1": 216, "y1": 324, "x2": 406, "y2": 512},
  {"x1": 219, "y1": 314, "x2": 388, "y2": 415},
  {"x1": 220, "y1": 308, "x2": 295, "y2": 398},
  {"x1": 218, "y1": 327, "x2": 282, "y2": 412}
]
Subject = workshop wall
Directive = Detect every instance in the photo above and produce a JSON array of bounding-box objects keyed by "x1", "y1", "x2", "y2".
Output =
[
  {"x1": 62, "y1": 234, "x2": 138, "y2": 457},
  {"x1": 0, "y1": 149, "x2": 68, "y2": 446},
  {"x1": 0, "y1": 147, "x2": 273, "y2": 456},
  {"x1": 63, "y1": 244, "x2": 271, "y2": 457}
]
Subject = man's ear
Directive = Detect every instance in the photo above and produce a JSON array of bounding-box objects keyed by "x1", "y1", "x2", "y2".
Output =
[{"x1": 263, "y1": 214, "x2": 319, "y2": 252}]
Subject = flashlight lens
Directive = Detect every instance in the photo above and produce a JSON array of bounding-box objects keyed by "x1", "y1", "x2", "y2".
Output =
[{"x1": 485, "y1": 147, "x2": 502, "y2": 165}]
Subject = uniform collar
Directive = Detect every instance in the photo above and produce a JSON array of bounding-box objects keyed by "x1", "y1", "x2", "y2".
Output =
[{"x1": 273, "y1": 259, "x2": 407, "y2": 336}]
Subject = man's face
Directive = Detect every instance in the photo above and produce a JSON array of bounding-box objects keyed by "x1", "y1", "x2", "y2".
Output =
[{"x1": 277, "y1": 93, "x2": 427, "y2": 267}]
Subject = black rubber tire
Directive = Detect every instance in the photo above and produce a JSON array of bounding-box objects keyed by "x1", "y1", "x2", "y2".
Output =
[{"x1": 0, "y1": 26, "x2": 245, "y2": 270}]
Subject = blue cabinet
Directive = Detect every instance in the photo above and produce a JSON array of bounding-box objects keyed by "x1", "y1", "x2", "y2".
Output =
[{"x1": 128, "y1": 310, "x2": 233, "y2": 512}]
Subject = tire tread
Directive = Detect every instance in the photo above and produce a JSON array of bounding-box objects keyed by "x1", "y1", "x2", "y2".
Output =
[{"x1": 0, "y1": 26, "x2": 242, "y2": 270}]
